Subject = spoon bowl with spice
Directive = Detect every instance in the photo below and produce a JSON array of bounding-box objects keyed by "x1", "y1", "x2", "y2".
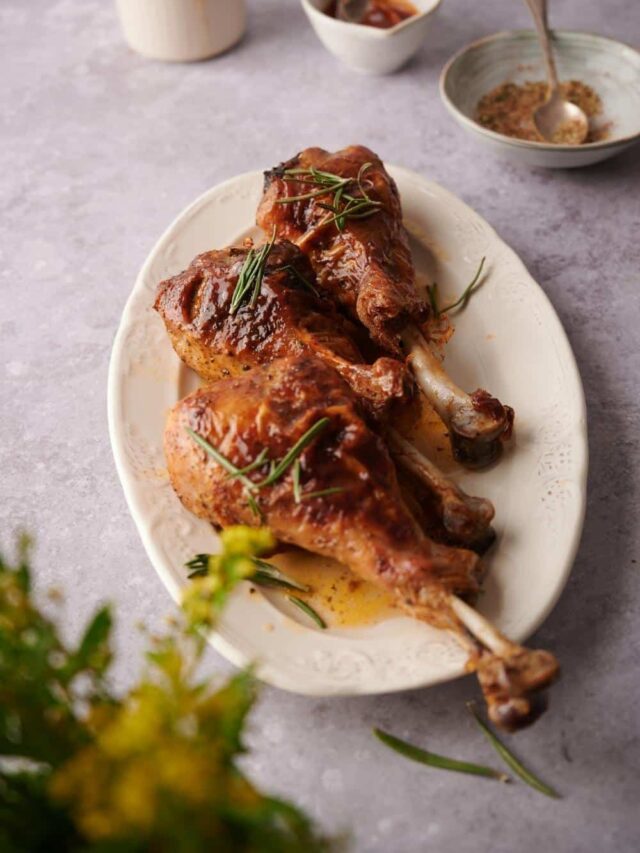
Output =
[
  {"x1": 523, "y1": 0, "x2": 588, "y2": 145},
  {"x1": 301, "y1": 0, "x2": 441, "y2": 74},
  {"x1": 440, "y1": 30, "x2": 640, "y2": 168}
]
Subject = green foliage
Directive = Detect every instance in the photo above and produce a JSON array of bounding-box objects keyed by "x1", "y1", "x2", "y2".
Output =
[{"x1": 0, "y1": 529, "x2": 332, "y2": 852}]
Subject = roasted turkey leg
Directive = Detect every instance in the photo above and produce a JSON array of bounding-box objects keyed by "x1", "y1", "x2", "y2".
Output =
[
  {"x1": 257, "y1": 145, "x2": 514, "y2": 468},
  {"x1": 164, "y1": 356, "x2": 558, "y2": 730},
  {"x1": 155, "y1": 240, "x2": 494, "y2": 550},
  {"x1": 154, "y1": 240, "x2": 409, "y2": 420}
]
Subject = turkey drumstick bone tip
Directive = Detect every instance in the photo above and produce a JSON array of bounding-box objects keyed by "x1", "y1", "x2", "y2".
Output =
[
  {"x1": 402, "y1": 326, "x2": 514, "y2": 470},
  {"x1": 388, "y1": 429, "x2": 494, "y2": 546},
  {"x1": 257, "y1": 145, "x2": 514, "y2": 469}
]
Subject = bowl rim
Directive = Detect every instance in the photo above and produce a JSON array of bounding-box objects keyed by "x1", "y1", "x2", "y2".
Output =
[
  {"x1": 300, "y1": 0, "x2": 442, "y2": 38},
  {"x1": 439, "y1": 28, "x2": 640, "y2": 151}
]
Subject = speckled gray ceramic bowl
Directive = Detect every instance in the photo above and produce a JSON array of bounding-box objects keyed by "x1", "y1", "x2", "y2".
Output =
[{"x1": 440, "y1": 30, "x2": 640, "y2": 168}]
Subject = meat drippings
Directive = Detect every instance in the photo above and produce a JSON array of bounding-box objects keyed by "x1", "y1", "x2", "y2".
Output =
[{"x1": 268, "y1": 550, "x2": 397, "y2": 627}]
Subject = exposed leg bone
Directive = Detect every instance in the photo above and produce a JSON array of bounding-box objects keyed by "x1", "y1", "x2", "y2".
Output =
[
  {"x1": 388, "y1": 429, "x2": 495, "y2": 547},
  {"x1": 450, "y1": 597, "x2": 559, "y2": 731},
  {"x1": 401, "y1": 326, "x2": 514, "y2": 469},
  {"x1": 399, "y1": 589, "x2": 559, "y2": 731}
]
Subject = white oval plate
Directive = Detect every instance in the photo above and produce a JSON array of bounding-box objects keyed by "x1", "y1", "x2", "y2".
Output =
[{"x1": 108, "y1": 167, "x2": 587, "y2": 696}]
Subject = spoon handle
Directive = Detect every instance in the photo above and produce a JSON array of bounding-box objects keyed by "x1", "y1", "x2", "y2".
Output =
[{"x1": 523, "y1": 0, "x2": 559, "y2": 90}]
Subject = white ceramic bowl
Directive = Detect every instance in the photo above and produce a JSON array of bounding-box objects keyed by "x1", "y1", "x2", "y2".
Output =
[
  {"x1": 440, "y1": 30, "x2": 640, "y2": 168},
  {"x1": 301, "y1": 0, "x2": 441, "y2": 74},
  {"x1": 115, "y1": 0, "x2": 246, "y2": 62}
]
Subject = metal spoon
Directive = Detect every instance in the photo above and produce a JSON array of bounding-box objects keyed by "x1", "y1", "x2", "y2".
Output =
[
  {"x1": 336, "y1": 0, "x2": 370, "y2": 23},
  {"x1": 524, "y1": 0, "x2": 588, "y2": 144}
]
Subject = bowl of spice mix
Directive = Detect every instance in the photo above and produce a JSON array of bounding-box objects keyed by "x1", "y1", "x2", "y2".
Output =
[{"x1": 440, "y1": 30, "x2": 640, "y2": 168}]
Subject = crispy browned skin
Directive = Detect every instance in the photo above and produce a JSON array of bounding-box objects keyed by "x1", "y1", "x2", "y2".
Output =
[
  {"x1": 164, "y1": 356, "x2": 481, "y2": 623},
  {"x1": 257, "y1": 145, "x2": 428, "y2": 355},
  {"x1": 155, "y1": 240, "x2": 410, "y2": 419}
]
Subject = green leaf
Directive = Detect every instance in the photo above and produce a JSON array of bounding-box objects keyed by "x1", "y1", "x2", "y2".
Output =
[
  {"x1": 252, "y1": 560, "x2": 310, "y2": 593},
  {"x1": 374, "y1": 728, "x2": 510, "y2": 782},
  {"x1": 287, "y1": 596, "x2": 326, "y2": 630},
  {"x1": 75, "y1": 606, "x2": 112, "y2": 669},
  {"x1": 439, "y1": 256, "x2": 487, "y2": 315},
  {"x1": 467, "y1": 703, "x2": 560, "y2": 798},
  {"x1": 257, "y1": 418, "x2": 330, "y2": 488}
]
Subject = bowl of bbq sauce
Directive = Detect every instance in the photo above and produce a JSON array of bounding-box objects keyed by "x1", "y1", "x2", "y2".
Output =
[{"x1": 301, "y1": 0, "x2": 441, "y2": 74}]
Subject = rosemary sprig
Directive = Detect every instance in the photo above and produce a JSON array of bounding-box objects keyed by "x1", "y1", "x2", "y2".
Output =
[
  {"x1": 256, "y1": 418, "x2": 330, "y2": 488},
  {"x1": 373, "y1": 728, "x2": 510, "y2": 783},
  {"x1": 185, "y1": 554, "x2": 310, "y2": 593},
  {"x1": 318, "y1": 196, "x2": 382, "y2": 232},
  {"x1": 277, "y1": 167, "x2": 353, "y2": 203},
  {"x1": 229, "y1": 229, "x2": 276, "y2": 314},
  {"x1": 467, "y1": 703, "x2": 560, "y2": 798},
  {"x1": 287, "y1": 596, "x2": 326, "y2": 629},
  {"x1": 185, "y1": 553, "x2": 211, "y2": 579},
  {"x1": 428, "y1": 256, "x2": 487, "y2": 319},
  {"x1": 276, "y1": 164, "x2": 382, "y2": 232},
  {"x1": 186, "y1": 418, "x2": 332, "y2": 514}
]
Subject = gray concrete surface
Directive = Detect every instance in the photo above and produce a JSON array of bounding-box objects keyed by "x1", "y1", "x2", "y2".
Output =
[{"x1": 1, "y1": 1, "x2": 639, "y2": 850}]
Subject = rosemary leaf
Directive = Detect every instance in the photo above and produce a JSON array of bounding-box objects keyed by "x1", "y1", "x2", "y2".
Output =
[
  {"x1": 438, "y1": 256, "x2": 487, "y2": 315},
  {"x1": 252, "y1": 559, "x2": 310, "y2": 593},
  {"x1": 185, "y1": 553, "x2": 210, "y2": 578},
  {"x1": 186, "y1": 428, "x2": 264, "y2": 517},
  {"x1": 275, "y1": 186, "x2": 335, "y2": 204},
  {"x1": 185, "y1": 553, "x2": 210, "y2": 569},
  {"x1": 292, "y1": 459, "x2": 302, "y2": 504},
  {"x1": 257, "y1": 417, "x2": 330, "y2": 488},
  {"x1": 374, "y1": 728, "x2": 510, "y2": 783},
  {"x1": 287, "y1": 596, "x2": 326, "y2": 629},
  {"x1": 301, "y1": 487, "x2": 345, "y2": 501},
  {"x1": 187, "y1": 568, "x2": 208, "y2": 579},
  {"x1": 246, "y1": 493, "x2": 263, "y2": 519},
  {"x1": 231, "y1": 448, "x2": 270, "y2": 477},
  {"x1": 248, "y1": 229, "x2": 277, "y2": 309},
  {"x1": 186, "y1": 428, "x2": 255, "y2": 492},
  {"x1": 467, "y1": 703, "x2": 560, "y2": 798}
]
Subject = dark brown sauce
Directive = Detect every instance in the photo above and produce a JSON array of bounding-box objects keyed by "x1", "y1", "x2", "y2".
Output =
[{"x1": 324, "y1": 0, "x2": 417, "y2": 29}]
